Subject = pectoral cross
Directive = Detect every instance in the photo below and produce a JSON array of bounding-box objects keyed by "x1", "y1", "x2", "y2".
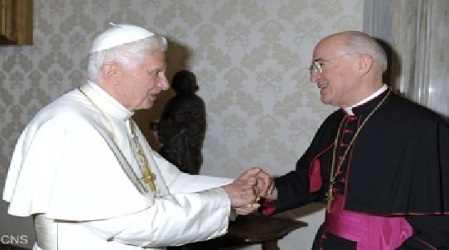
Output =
[
  {"x1": 132, "y1": 121, "x2": 157, "y2": 192},
  {"x1": 141, "y1": 170, "x2": 156, "y2": 192},
  {"x1": 326, "y1": 186, "x2": 334, "y2": 212},
  {"x1": 135, "y1": 143, "x2": 157, "y2": 192}
]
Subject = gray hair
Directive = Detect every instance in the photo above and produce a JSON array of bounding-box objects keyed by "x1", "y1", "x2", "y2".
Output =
[
  {"x1": 87, "y1": 35, "x2": 167, "y2": 82},
  {"x1": 343, "y1": 32, "x2": 388, "y2": 73}
]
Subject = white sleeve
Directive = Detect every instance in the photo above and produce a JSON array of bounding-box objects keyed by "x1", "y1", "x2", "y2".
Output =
[
  {"x1": 81, "y1": 188, "x2": 231, "y2": 247},
  {"x1": 151, "y1": 151, "x2": 234, "y2": 194}
]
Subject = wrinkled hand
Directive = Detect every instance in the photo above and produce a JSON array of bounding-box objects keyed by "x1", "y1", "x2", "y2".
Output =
[
  {"x1": 238, "y1": 167, "x2": 274, "y2": 198},
  {"x1": 234, "y1": 203, "x2": 260, "y2": 215},
  {"x1": 223, "y1": 167, "x2": 274, "y2": 215},
  {"x1": 222, "y1": 173, "x2": 258, "y2": 208},
  {"x1": 254, "y1": 168, "x2": 274, "y2": 198}
]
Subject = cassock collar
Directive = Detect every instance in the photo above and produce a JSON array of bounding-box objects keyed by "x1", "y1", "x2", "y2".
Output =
[
  {"x1": 343, "y1": 84, "x2": 388, "y2": 116},
  {"x1": 82, "y1": 81, "x2": 134, "y2": 121}
]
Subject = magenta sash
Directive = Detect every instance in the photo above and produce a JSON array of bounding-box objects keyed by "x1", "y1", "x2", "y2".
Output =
[{"x1": 324, "y1": 193, "x2": 413, "y2": 250}]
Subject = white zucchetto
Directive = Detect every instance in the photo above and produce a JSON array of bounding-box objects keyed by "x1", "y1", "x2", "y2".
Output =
[{"x1": 90, "y1": 23, "x2": 156, "y2": 53}]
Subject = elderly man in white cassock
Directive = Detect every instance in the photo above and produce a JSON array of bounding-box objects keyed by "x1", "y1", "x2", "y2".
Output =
[{"x1": 2, "y1": 23, "x2": 273, "y2": 250}]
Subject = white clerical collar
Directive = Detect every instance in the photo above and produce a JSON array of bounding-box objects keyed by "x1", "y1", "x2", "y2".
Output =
[
  {"x1": 344, "y1": 84, "x2": 388, "y2": 116},
  {"x1": 84, "y1": 81, "x2": 134, "y2": 120}
]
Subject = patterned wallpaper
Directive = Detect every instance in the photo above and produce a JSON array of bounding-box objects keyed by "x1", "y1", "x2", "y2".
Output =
[{"x1": 0, "y1": 0, "x2": 363, "y2": 249}]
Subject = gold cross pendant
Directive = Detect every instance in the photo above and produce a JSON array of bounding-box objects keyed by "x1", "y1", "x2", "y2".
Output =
[
  {"x1": 141, "y1": 172, "x2": 156, "y2": 192},
  {"x1": 131, "y1": 121, "x2": 157, "y2": 192}
]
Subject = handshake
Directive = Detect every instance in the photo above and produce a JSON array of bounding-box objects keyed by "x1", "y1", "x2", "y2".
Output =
[{"x1": 222, "y1": 167, "x2": 275, "y2": 215}]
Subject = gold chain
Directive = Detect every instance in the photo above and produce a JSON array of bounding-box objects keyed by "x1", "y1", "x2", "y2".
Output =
[
  {"x1": 78, "y1": 87, "x2": 156, "y2": 192},
  {"x1": 131, "y1": 121, "x2": 157, "y2": 191},
  {"x1": 326, "y1": 90, "x2": 391, "y2": 212},
  {"x1": 78, "y1": 87, "x2": 118, "y2": 144}
]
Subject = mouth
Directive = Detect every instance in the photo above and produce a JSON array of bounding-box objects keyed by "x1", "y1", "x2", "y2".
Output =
[
  {"x1": 317, "y1": 82, "x2": 329, "y2": 92},
  {"x1": 148, "y1": 93, "x2": 158, "y2": 102}
]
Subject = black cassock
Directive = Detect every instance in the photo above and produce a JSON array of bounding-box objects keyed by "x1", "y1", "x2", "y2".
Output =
[{"x1": 264, "y1": 89, "x2": 449, "y2": 249}]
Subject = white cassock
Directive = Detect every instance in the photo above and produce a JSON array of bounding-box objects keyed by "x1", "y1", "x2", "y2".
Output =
[{"x1": 3, "y1": 81, "x2": 233, "y2": 250}]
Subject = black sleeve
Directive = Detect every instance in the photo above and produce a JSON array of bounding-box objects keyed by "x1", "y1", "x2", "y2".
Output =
[
  {"x1": 272, "y1": 112, "x2": 341, "y2": 214},
  {"x1": 274, "y1": 169, "x2": 324, "y2": 214}
]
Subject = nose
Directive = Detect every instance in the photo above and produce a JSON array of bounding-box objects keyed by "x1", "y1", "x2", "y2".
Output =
[
  {"x1": 310, "y1": 70, "x2": 321, "y2": 83},
  {"x1": 157, "y1": 74, "x2": 170, "y2": 91}
]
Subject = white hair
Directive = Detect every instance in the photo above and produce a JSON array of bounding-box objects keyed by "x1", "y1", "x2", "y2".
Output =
[
  {"x1": 344, "y1": 32, "x2": 388, "y2": 73},
  {"x1": 87, "y1": 35, "x2": 167, "y2": 82}
]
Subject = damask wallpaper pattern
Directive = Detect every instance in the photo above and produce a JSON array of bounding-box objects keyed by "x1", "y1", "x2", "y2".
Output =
[{"x1": 0, "y1": 0, "x2": 362, "y2": 249}]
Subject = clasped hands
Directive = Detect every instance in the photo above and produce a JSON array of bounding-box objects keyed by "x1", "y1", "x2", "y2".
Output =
[{"x1": 222, "y1": 167, "x2": 274, "y2": 215}]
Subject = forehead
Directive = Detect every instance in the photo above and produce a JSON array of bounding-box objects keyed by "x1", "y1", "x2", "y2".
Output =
[
  {"x1": 142, "y1": 50, "x2": 166, "y2": 68},
  {"x1": 313, "y1": 36, "x2": 345, "y2": 58}
]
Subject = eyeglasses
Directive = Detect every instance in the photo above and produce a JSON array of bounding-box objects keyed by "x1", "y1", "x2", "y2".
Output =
[{"x1": 309, "y1": 54, "x2": 356, "y2": 74}]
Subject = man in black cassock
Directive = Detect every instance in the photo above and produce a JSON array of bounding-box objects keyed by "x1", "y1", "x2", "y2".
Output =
[{"x1": 260, "y1": 31, "x2": 449, "y2": 249}]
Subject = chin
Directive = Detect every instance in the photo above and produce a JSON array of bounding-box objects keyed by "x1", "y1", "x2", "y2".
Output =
[
  {"x1": 147, "y1": 101, "x2": 155, "y2": 109},
  {"x1": 135, "y1": 102, "x2": 153, "y2": 111},
  {"x1": 320, "y1": 95, "x2": 329, "y2": 104},
  {"x1": 320, "y1": 97, "x2": 333, "y2": 106},
  {"x1": 320, "y1": 91, "x2": 334, "y2": 105},
  {"x1": 143, "y1": 103, "x2": 154, "y2": 110}
]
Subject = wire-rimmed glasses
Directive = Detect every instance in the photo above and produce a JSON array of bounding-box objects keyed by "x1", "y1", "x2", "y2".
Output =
[{"x1": 309, "y1": 54, "x2": 357, "y2": 74}]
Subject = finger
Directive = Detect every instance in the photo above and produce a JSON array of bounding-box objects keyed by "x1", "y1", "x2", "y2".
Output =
[
  {"x1": 246, "y1": 176, "x2": 257, "y2": 186},
  {"x1": 252, "y1": 176, "x2": 267, "y2": 196},
  {"x1": 235, "y1": 203, "x2": 260, "y2": 215},
  {"x1": 257, "y1": 171, "x2": 272, "y2": 196},
  {"x1": 267, "y1": 184, "x2": 274, "y2": 196},
  {"x1": 239, "y1": 167, "x2": 261, "y2": 179},
  {"x1": 258, "y1": 170, "x2": 271, "y2": 185}
]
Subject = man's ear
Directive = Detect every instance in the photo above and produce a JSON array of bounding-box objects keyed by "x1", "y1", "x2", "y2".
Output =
[
  {"x1": 101, "y1": 62, "x2": 121, "y2": 85},
  {"x1": 357, "y1": 54, "x2": 373, "y2": 76}
]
